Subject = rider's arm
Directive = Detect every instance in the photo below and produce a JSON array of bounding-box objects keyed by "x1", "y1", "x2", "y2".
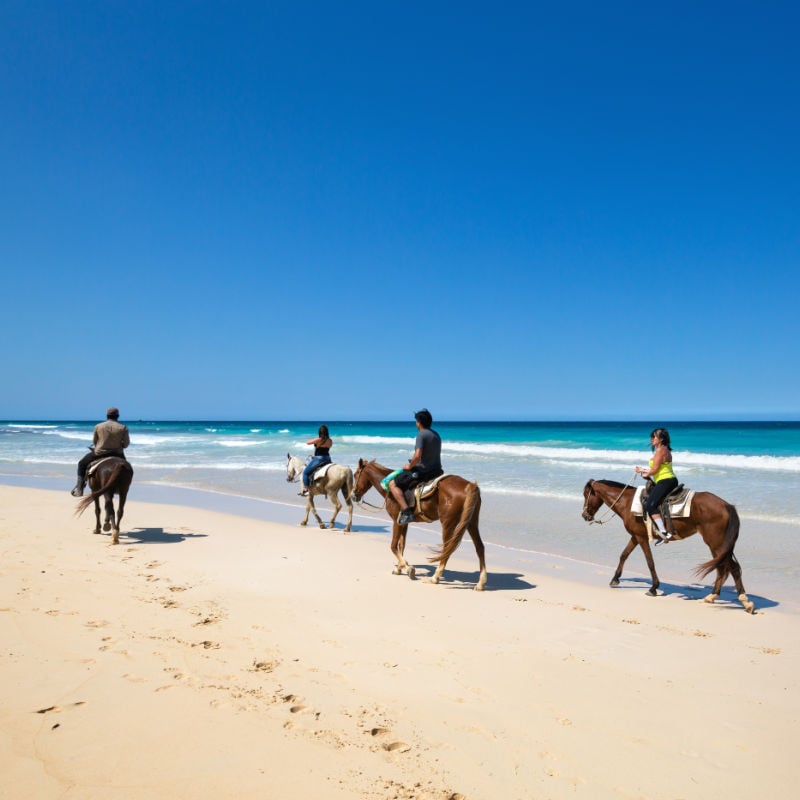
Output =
[{"x1": 405, "y1": 448, "x2": 422, "y2": 470}]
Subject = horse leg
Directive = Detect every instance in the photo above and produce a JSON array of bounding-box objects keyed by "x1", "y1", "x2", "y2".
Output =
[
  {"x1": 468, "y1": 518, "x2": 488, "y2": 591},
  {"x1": 93, "y1": 496, "x2": 102, "y2": 534},
  {"x1": 639, "y1": 537, "x2": 661, "y2": 596},
  {"x1": 327, "y1": 489, "x2": 341, "y2": 530},
  {"x1": 343, "y1": 489, "x2": 353, "y2": 533},
  {"x1": 308, "y1": 493, "x2": 324, "y2": 529},
  {"x1": 113, "y1": 492, "x2": 127, "y2": 546},
  {"x1": 728, "y1": 556, "x2": 754, "y2": 614},
  {"x1": 390, "y1": 523, "x2": 414, "y2": 579},
  {"x1": 428, "y1": 518, "x2": 455, "y2": 586},
  {"x1": 103, "y1": 494, "x2": 114, "y2": 532},
  {"x1": 610, "y1": 537, "x2": 638, "y2": 587}
]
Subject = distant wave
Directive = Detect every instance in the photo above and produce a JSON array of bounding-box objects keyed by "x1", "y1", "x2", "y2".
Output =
[
  {"x1": 343, "y1": 436, "x2": 800, "y2": 473},
  {"x1": 215, "y1": 438, "x2": 265, "y2": 448},
  {"x1": 4, "y1": 424, "x2": 59, "y2": 429}
]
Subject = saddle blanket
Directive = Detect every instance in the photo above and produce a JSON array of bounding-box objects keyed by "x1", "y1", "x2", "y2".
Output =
[
  {"x1": 631, "y1": 485, "x2": 695, "y2": 518},
  {"x1": 87, "y1": 456, "x2": 118, "y2": 476},
  {"x1": 311, "y1": 462, "x2": 334, "y2": 481}
]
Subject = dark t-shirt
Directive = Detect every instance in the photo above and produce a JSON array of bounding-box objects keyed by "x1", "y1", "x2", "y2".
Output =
[{"x1": 416, "y1": 428, "x2": 442, "y2": 473}]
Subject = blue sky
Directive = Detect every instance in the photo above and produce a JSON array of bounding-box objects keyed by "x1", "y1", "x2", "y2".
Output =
[{"x1": 1, "y1": 1, "x2": 798, "y2": 421}]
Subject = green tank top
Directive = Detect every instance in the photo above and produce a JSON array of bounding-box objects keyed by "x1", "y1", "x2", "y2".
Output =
[{"x1": 649, "y1": 457, "x2": 676, "y2": 483}]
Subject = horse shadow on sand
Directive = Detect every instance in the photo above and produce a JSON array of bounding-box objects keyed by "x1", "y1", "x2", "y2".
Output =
[
  {"x1": 611, "y1": 576, "x2": 778, "y2": 612},
  {"x1": 410, "y1": 563, "x2": 535, "y2": 592},
  {"x1": 115, "y1": 527, "x2": 208, "y2": 545}
]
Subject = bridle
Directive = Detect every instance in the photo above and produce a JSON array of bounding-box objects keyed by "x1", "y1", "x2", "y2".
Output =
[
  {"x1": 584, "y1": 474, "x2": 639, "y2": 525},
  {"x1": 352, "y1": 463, "x2": 388, "y2": 511}
]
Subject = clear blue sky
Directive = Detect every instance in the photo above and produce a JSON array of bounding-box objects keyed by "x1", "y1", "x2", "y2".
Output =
[{"x1": 1, "y1": 1, "x2": 798, "y2": 421}]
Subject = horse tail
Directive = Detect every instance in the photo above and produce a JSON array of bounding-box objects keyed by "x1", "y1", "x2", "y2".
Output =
[
  {"x1": 693, "y1": 503, "x2": 740, "y2": 580},
  {"x1": 74, "y1": 461, "x2": 130, "y2": 517},
  {"x1": 428, "y1": 481, "x2": 480, "y2": 565}
]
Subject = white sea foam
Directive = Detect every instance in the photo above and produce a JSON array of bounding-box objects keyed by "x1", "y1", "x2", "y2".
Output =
[
  {"x1": 215, "y1": 438, "x2": 264, "y2": 448},
  {"x1": 5, "y1": 424, "x2": 59, "y2": 429}
]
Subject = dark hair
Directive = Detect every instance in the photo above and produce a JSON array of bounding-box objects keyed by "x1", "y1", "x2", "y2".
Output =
[
  {"x1": 650, "y1": 427, "x2": 671, "y2": 449},
  {"x1": 106, "y1": 407, "x2": 120, "y2": 420},
  {"x1": 318, "y1": 424, "x2": 329, "y2": 439},
  {"x1": 414, "y1": 408, "x2": 433, "y2": 428}
]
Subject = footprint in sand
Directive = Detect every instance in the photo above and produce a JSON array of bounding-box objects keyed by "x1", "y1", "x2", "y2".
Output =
[
  {"x1": 145, "y1": 561, "x2": 162, "y2": 569},
  {"x1": 86, "y1": 620, "x2": 110, "y2": 628},
  {"x1": 282, "y1": 694, "x2": 309, "y2": 714},
  {"x1": 192, "y1": 640, "x2": 220, "y2": 650},
  {"x1": 251, "y1": 659, "x2": 279, "y2": 673},
  {"x1": 369, "y1": 726, "x2": 410, "y2": 753},
  {"x1": 36, "y1": 701, "x2": 86, "y2": 714}
]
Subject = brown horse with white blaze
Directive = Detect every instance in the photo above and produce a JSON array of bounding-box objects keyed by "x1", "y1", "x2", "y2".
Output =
[
  {"x1": 582, "y1": 479, "x2": 754, "y2": 613},
  {"x1": 353, "y1": 459, "x2": 487, "y2": 590},
  {"x1": 75, "y1": 457, "x2": 134, "y2": 545}
]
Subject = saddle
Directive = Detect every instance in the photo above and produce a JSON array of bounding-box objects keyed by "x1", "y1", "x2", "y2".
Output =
[
  {"x1": 404, "y1": 474, "x2": 452, "y2": 522},
  {"x1": 87, "y1": 456, "x2": 118, "y2": 476},
  {"x1": 309, "y1": 462, "x2": 334, "y2": 482},
  {"x1": 632, "y1": 484, "x2": 694, "y2": 541}
]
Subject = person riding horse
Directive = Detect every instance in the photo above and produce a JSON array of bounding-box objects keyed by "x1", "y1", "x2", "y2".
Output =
[
  {"x1": 299, "y1": 424, "x2": 333, "y2": 496},
  {"x1": 390, "y1": 408, "x2": 444, "y2": 526},
  {"x1": 71, "y1": 407, "x2": 130, "y2": 497},
  {"x1": 635, "y1": 427, "x2": 679, "y2": 543}
]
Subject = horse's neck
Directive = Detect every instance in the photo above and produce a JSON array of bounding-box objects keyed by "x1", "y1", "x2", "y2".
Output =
[
  {"x1": 369, "y1": 466, "x2": 390, "y2": 493},
  {"x1": 598, "y1": 483, "x2": 632, "y2": 510}
]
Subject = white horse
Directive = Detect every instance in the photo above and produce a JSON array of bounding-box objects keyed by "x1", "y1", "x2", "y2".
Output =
[{"x1": 286, "y1": 453, "x2": 354, "y2": 532}]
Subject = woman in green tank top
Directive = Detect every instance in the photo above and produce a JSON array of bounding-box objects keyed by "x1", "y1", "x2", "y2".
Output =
[{"x1": 635, "y1": 428, "x2": 679, "y2": 542}]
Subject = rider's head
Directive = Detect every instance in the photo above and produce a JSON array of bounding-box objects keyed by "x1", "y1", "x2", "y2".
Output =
[
  {"x1": 318, "y1": 424, "x2": 329, "y2": 439},
  {"x1": 414, "y1": 408, "x2": 433, "y2": 429},
  {"x1": 106, "y1": 407, "x2": 120, "y2": 420},
  {"x1": 650, "y1": 427, "x2": 671, "y2": 449}
]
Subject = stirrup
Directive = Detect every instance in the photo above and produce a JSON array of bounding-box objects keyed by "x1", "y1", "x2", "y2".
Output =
[{"x1": 398, "y1": 508, "x2": 414, "y2": 525}]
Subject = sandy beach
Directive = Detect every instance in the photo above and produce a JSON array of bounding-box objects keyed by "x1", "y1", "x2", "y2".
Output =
[{"x1": 1, "y1": 485, "x2": 798, "y2": 800}]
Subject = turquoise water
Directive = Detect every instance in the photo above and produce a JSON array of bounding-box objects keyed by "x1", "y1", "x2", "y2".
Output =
[{"x1": 3, "y1": 420, "x2": 799, "y2": 609}]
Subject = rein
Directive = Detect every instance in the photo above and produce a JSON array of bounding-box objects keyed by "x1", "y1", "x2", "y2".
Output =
[{"x1": 588, "y1": 474, "x2": 640, "y2": 525}]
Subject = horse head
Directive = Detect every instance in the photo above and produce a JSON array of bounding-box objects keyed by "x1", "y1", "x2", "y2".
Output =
[
  {"x1": 352, "y1": 458, "x2": 369, "y2": 502},
  {"x1": 286, "y1": 453, "x2": 303, "y2": 483},
  {"x1": 581, "y1": 479, "x2": 601, "y2": 522}
]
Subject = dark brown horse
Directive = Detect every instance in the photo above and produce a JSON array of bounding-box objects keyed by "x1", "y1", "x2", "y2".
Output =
[
  {"x1": 582, "y1": 479, "x2": 753, "y2": 613},
  {"x1": 75, "y1": 457, "x2": 134, "y2": 545},
  {"x1": 353, "y1": 459, "x2": 487, "y2": 590}
]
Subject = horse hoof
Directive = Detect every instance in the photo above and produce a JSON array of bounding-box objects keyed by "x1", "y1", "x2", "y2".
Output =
[
  {"x1": 103, "y1": 522, "x2": 111, "y2": 532},
  {"x1": 646, "y1": 588, "x2": 658, "y2": 597},
  {"x1": 407, "y1": 566, "x2": 416, "y2": 580},
  {"x1": 474, "y1": 584, "x2": 486, "y2": 592},
  {"x1": 739, "y1": 594, "x2": 755, "y2": 614},
  {"x1": 609, "y1": 579, "x2": 620, "y2": 588},
  {"x1": 300, "y1": 521, "x2": 308, "y2": 527},
  {"x1": 392, "y1": 567, "x2": 402, "y2": 576},
  {"x1": 704, "y1": 594, "x2": 718, "y2": 605}
]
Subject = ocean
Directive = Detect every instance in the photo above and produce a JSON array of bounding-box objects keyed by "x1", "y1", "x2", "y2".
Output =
[{"x1": 2, "y1": 420, "x2": 799, "y2": 610}]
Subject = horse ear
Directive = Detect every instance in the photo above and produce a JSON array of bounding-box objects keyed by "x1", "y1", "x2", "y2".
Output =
[{"x1": 287, "y1": 452, "x2": 290, "y2": 460}]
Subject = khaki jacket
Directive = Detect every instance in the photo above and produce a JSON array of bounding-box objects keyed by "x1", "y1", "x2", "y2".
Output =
[{"x1": 93, "y1": 419, "x2": 130, "y2": 455}]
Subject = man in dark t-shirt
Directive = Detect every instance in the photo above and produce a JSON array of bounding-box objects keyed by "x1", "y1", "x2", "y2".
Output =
[{"x1": 390, "y1": 408, "x2": 443, "y2": 526}]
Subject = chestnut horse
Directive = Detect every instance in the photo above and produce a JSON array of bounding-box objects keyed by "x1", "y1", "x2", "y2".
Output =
[
  {"x1": 75, "y1": 457, "x2": 134, "y2": 545},
  {"x1": 353, "y1": 459, "x2": 487, "y2": 590},
  {"x1": 582, "y1": 479, "x2": 753, "y2": 613}
]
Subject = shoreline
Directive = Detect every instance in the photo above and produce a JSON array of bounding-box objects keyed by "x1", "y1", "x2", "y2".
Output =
[
  {"x1": 1, "y1": 484, "x2": 799, "y2": 799},
  {"x1": 2, "y1": 473, "x2": 797, "y2": 616}
]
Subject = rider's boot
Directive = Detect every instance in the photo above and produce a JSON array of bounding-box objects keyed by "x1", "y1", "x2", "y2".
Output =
[{"x1": 70, "y1": 477, "x2": 86, "y2": 497}]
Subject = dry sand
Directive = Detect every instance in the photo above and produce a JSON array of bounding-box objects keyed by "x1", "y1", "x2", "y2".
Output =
[{"x1": 1, "y1": 485, "x2": 798, "y2": 799}]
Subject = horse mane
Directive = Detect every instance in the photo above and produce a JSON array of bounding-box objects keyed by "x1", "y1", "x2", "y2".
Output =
[{"x1": 594, "y1": 479, "x2": 627, "y2": 489}]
